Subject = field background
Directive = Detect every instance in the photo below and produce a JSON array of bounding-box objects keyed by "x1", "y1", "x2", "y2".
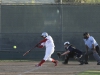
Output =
[
  {"x1": 0, "y1": 61, "x2": 100, "y2": 75},
  {"x1": 0, "y1": 1, "x2": 100, "y2": 75}
]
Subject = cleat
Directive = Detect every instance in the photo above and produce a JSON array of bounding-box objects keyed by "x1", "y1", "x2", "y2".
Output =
[
  {"x1": 62, "y1": 62, "x2": 68, "y2": 65},
  {"x1": 97, "y1": 62, "x2": 100, "y2": 65},
  {"x1": 84, "y1": 62, "x2": 88, "y2": 64},
  {"x1": 79, "y1": 60, "x2": 84, "y2": 65},
  {"x1": 79, "y1": 62, "x2": 84, "y2": 65},
  {"x1": 83, "y1": 61, "x2": 88, "y2": 64},
  {"x1": 35, "y1": 64, "x2": 41, "y2": 67},
  {"x1": 55, "y1": 60, "x2": 58, "y2": 66}
]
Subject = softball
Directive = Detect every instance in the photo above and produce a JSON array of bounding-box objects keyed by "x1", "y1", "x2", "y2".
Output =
[{"x1": 13, "y1": 45, "x2": 17, "y2": 49}]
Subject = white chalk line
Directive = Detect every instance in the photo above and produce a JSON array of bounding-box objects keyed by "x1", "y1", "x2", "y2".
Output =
[
  {"x1": 24, "y1": 67, "x2": 40, "y2": 73},
  {"x1": 18, "y1": 65, "x2": 47, "y2": 75},
  {"x1": 18, "y1": 66, "x2": 41, "y2": 75}
]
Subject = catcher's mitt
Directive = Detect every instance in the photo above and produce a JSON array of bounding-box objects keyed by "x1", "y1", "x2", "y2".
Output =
[{"x1": 57, "y1": 52, "x2": 61, "y2": 58}]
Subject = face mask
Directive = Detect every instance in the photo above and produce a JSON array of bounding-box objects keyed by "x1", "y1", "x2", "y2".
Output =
[{"x1": 84, "y1": 36, "x2": 88, "y2": 39}]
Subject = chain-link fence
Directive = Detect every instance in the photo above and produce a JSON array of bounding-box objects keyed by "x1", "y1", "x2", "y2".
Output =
[{"x1": 0, "y1": 1, "x2": 100, "y2": 60}]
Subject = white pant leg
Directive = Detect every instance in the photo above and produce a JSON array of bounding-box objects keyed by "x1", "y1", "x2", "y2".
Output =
[{"x1": 43, "y1": 47, "x2": 54, "y2": 61}]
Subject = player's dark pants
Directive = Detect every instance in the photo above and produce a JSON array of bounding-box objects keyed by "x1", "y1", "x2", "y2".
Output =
[
  {"x1": 84, "y1": 45, "x2": 100, "y2": 63},
  {"x1": 63, "y1": 52, "x2": 77, "y2": 64}
]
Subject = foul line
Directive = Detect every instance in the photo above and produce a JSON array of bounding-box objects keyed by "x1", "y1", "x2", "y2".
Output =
[{"x1": 18, "y1": 66, "x2": 42, "y2": 75}]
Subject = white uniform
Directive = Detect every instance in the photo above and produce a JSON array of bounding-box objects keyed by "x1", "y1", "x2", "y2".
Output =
[{"x1": 41, "y1": 35, "x2": 55, "y2": 61}]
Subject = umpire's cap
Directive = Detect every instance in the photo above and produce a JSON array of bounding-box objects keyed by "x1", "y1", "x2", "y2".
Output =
[{"x1": 64, "y1": 41, "x2": 70, "y2": 45}]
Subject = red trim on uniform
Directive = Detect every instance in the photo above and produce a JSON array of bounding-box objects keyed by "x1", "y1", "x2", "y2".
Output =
[
  {"x1": 40, "y1": 38, "x2": 47, "y2": 43},
  {"x1": 38, "y1": 60, "x2": 45, "y2": 66},
  {"x1": 36, "y1": 39, "x2": 47, "y2": 48},
  {"x1": 37, "y1": 45, "x2": 44, "y2": 48},
  {"x1": 52, "y1": 58, "x2": 58, "y2": 66}
]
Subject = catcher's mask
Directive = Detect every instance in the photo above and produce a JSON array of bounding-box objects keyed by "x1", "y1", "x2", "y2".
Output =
[{"x1": 83, "y1": 32, "x2": 89, "y2": 39}]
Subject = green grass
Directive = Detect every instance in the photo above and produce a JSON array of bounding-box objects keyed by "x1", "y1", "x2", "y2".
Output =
[{"x1": 78, "y1": 71, "x2": 100, "y2": 75}]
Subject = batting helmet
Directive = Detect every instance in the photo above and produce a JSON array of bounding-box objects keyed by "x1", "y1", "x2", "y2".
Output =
[
  {"x1": 64, "y1": 41, "x2": 70, "y2": 45},
  {"x1": 41, "y1": 32, "x2": 48, "y2": 37}
]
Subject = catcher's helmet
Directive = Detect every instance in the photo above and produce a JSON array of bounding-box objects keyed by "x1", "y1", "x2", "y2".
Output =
[
  {"x1": 41, "y1": 32, "x2": 48, "y2": 37},
  {"x1": 64, "y1": 41, "x2": 70, "y2": 45}
]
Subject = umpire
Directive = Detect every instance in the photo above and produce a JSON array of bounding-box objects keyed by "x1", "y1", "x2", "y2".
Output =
[{"x1": 83, "y1": 32, "x2": 100, "y2": 65}]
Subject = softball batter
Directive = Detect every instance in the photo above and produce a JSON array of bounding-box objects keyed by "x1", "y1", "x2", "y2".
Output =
[{"x1": 35, "y1": 32, "x2": 57, "y2": 67}]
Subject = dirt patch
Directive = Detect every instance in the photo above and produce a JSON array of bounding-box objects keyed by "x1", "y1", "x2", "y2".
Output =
[{"x1": 0, "y1": 61, "x2": 100, "y2": 75}]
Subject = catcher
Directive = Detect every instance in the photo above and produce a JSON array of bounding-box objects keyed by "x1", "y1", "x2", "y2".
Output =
[{"x1": 57, "y1": 41, "x2": 84, "y2": 65}]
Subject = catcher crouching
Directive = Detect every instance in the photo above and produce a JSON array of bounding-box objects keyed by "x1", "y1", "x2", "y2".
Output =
[{"x1": 57, "y1": 41, "x2": 84, "y2": 65}]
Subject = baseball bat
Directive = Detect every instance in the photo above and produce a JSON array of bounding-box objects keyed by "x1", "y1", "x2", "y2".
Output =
[{"x1": 23, "y1": 43, "x2": 39, "y2": 56}]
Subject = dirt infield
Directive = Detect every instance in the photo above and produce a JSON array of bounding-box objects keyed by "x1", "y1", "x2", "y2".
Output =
[{"x1": 0, "y1": 61, "x2": 100, "y2": 75}]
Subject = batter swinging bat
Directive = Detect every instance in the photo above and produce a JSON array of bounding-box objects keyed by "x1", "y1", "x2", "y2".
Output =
[{"x1": 23, "y1": 43, "x2": 39, "y2": 56}]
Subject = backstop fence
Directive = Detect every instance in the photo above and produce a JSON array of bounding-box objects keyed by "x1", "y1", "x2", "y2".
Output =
[{"x1": 0, "y1": 2, "x2": 100, "y2": 60}]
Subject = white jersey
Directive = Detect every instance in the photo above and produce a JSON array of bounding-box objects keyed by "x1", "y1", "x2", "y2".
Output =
[
  {"x1": 41, "y1": 35, "x2": 55, "y2": 48},
  {"x1": 83, "y1": 36, "x2": 98, "y2": 49}
]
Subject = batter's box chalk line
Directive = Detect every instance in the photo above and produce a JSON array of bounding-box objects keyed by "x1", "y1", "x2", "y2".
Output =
[{"x1": 18, "y1": 66, "x2": 41, "y2": 75}]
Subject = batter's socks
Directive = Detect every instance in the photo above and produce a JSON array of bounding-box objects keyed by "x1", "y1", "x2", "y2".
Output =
[
  {"x1": 38, "y1": 60, "x2": 45, "y2": 66},
  {"x1": 52, "y1": 59, "x2": 58, "y2": 66}
]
